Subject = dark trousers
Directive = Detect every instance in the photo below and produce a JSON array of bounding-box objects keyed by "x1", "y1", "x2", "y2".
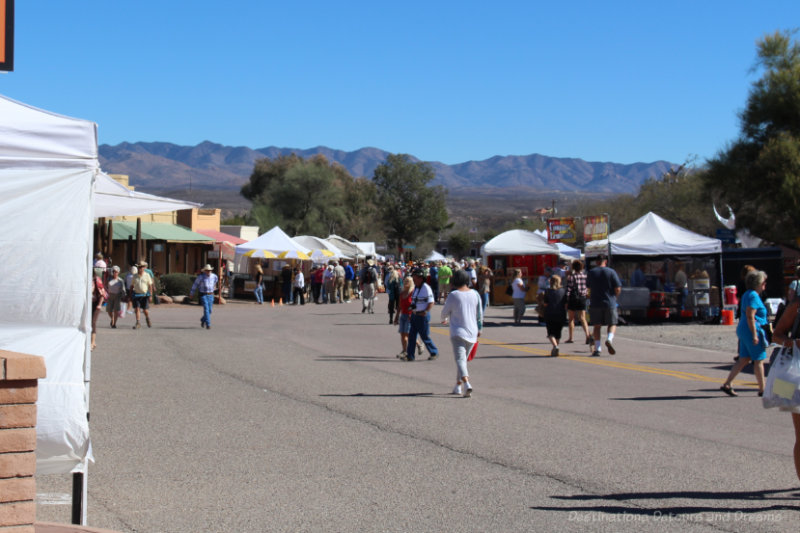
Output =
[
  {"x1": 293, "y1": 287, "x2": 305, "y2": 305},
  {"x1": 407, "y1": 312, "x2": 438, "y2": 360}
]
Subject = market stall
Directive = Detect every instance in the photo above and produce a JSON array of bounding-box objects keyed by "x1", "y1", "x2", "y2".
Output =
[
  {"x1": 480, "y1": 229, "x2": 560, "y2": 305},
  {"x1": 585, "y1": 212, "x2": 723, "y2": 320},
  {"x1": 234, "y1": 226, "x2": 312, "y2": 300}
]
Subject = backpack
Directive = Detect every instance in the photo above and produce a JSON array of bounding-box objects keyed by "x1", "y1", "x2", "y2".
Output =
[{"x1": 363, "y1": 267, "x2": 375, "y2": 284}]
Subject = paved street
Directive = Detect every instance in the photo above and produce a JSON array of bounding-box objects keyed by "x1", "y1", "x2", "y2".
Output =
[{"x1": 37, "y1": 299, "x2": 799, "y2": 532}]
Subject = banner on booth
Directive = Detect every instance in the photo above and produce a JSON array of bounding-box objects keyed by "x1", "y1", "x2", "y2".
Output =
[
  {"x1": 546, "y1": 217, "x2": 577, "y2": 244},
  {"x1": 583, "y1": 215, "x2": 609, "y2": 242}
]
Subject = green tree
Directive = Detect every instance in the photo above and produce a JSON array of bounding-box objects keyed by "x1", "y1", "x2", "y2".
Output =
[
  {"x1": 704, "y1": 30, "x2": 800, "y2": 245},
  {"x1": 447, "y1": 231, "x2": 471, "y2": 259},
  {"x1": 373, "y1": 154, "x2": 449, "y2": 256},
  {"x1": 338, "y1": 177, "x2": 380, "y2": 241}
]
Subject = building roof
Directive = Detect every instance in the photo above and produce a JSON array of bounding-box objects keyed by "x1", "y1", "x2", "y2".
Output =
[
  {"x1": 195, "y1": 229, "x2": 247, "y2": 245},
  {"x1": 111, "y1": 221, "x2": 214, "y2": 243}
]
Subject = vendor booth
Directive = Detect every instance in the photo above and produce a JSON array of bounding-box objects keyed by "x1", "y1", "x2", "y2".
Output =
[
  {"x1": 233, "y1": 226, "x2": 312, "y2": 300},
  {"x1": 481, "y1": 229, "x2": 560, "y2": 305},
  {"x1": 585, "y1": 212, "x2": 723, "y2": 321}
]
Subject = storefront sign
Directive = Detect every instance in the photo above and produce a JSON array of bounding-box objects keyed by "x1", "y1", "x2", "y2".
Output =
[
  {"x1": 546, "y1": 217, "x2": 577, "y2": 244},
  {"x1": 583, "y1": 215, "x2": 609, "y2": 242}
]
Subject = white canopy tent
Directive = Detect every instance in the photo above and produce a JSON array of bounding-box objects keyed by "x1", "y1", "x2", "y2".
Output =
[
  {"x1": 533, "y1": 229, "x2": 581, "y2": 260},
  {"x1": 234, "y1": 226, "x2": 311, "y2": 271},
  {"x1": 325, "y1": 234, "x2": 361, "y2": 261},
  {"x1": 293, "y1": 235, "x2": 344, "y2": 259},
  {"x1": 425, "y1": 250, "x2": 446, "y2": 262},
  {"x1": 585, "y1": 212, "x2": 722, "y2": 257},
  {"x1": 481, "y1": 229, "x2": 560, "y2": 257},
  {"x1": 0, "y1": 94, "x2": 96, "y2": 477},
  {"x1": 94, "y1": 172, "x2": 201, "y2": 217}
]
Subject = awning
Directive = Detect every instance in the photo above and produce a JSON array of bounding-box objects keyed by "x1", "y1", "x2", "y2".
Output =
[
  {"x1": 111, "y1": 221, "x2": 215, "y2": 243},
  {"x1": 195, "y1": 229, "x2": 247, "y2": 245},
  {"x1": 94, "y1": 172, "x2": 201, "y2": 217}
]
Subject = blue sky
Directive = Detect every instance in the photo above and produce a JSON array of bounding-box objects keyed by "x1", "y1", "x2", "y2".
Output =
[{"x1": 1, "y1": 1, "x2": 797, "y2": 165}]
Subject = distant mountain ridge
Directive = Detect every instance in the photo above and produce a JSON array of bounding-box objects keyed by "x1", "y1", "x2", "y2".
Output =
[{"x1": 98, "y1": 141, "x2": 676, "y2": 194}]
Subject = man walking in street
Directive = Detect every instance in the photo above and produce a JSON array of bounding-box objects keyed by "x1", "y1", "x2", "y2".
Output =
[
  {"x1": 130, "y1": 261, "x2": 155, "y2": 329},
  {"x1": 343, "y1": 260, "x2": 355, "y2": 303},
  {"x1": 402, "y1": 267, "x2": 439, "y2": 361},
  {"x1": 359, "y1": 256, "x2": 379, "y2": 314},
  {"x1": 189, "y1": 264, "x2": 219, "y2": 329},
  {"x1": 586, "y1": 255, "x2": 621, "y2": 356}
]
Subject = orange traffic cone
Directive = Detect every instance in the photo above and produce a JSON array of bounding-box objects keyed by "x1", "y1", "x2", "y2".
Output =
[
  {"x1": 271, "y1": 299, "x2": 275, "y2": 307},
  {"x1": 279, "y1": 298, "x2": 283, "y2": 306}
]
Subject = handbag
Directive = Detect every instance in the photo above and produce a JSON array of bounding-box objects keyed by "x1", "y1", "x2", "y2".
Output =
[
  {"x1": 763, "y1": 308, "x2": 800, "y2": 409},
  {"x1": 505, "y1": 284, "x2": 513, "y2": 296}
]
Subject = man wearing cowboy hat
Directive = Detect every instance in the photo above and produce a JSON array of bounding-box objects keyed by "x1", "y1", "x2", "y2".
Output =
[
  {"x1": 190, "y1": 264, "x2": 219, "y2": 329},
  {"x1": 359, "y1": 255, "x2": 380, "y2": 314},
  {"x1": 130, "y1": 261, "x2": 155, "y2": 329}
]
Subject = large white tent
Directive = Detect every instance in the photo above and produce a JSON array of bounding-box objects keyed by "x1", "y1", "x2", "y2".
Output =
[
  {"x1": 481, "y1": 229, "x2": 560, "y2": 257},
  {"x1": 293, "y1": 235, "x2": 344, "y2": 258},
  {"x1": 325, "y1": 234, "x2": 361, "y2": 261},
  {"x1": 585, "y1": 212, "x2": 722, "y2": 257},
  {"x1": 234, "y1": 226, "x2": 311, "y2": 271},
  {"x1": 94, "y1": 171, "x2": 201, "y2": 217},
  {"x1": 0, "y1": 94, "x2": 96, "y2": 475}
]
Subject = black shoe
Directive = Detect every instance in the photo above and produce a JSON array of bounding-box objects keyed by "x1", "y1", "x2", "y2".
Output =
[{"x1": 720, "y1": 385, "x2": 737, "y2": 397}]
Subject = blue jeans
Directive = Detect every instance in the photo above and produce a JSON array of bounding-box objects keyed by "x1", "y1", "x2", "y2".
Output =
[
  {"x1": 407, "y1": 312, "x2": 438, "y2": 360},
  {"x1": 481, "y1": 292, "x2": 489, "y2": 311},
  {"x1": 200, "y1": 294, "x2": 214, "y2": 326},
  {"x1": 253, "y1": 284, "x2": 264, "y2": 304}
]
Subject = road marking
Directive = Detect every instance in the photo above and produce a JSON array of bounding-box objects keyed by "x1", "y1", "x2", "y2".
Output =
[
  {"x1": 430, "y1": 326, "x2": 756, "y2": 387},
  {"x1": 37, "y1": 492, "x2": 72, "y2": 505}
]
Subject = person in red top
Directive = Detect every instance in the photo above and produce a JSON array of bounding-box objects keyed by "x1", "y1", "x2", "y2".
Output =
[{"x1": 394, "y1": 277, "x2": 422, "y2": 358}]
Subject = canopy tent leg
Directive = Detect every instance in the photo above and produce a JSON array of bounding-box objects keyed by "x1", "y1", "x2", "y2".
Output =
[{"x1": 71, "y1": 467, "x2": 88, "y2": 525}]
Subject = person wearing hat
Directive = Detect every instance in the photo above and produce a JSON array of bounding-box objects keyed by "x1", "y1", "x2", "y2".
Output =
[
  {"x1": 190, "y1": 264, "x2": 219, "y2": 329},
  {"x1": 359, "y1": 255, "x2": 379, "y2": 314},
  {"x1": 138, "y1": 261, "x2": 159, "y2": 305},
  {"x1": 106, "y1": 265, "x2": 127, "y2": 329},
  {"x1": 402, "y1": 267, "x2": 439, "y2": 361},
  {"x1": 130, "y1": 261, "x2": 155, "y2": 329}
]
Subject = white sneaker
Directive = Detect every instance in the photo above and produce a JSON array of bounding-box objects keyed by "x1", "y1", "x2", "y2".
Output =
[
  {"x1": 463, "y1": 381, "x2": 473, "y2": 397},
  {"x1": 452, "y1": 384, "x2": 462, "y2": 395}
]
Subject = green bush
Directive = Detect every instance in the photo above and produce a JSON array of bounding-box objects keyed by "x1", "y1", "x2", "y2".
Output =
[{"x1": 159, "y1": 273, "x2": 196, "y2": 296}]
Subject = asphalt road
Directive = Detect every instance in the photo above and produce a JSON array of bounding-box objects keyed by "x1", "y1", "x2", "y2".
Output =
[{"x1": 36, "y1": 299, "x2": 799, "y2": 532}]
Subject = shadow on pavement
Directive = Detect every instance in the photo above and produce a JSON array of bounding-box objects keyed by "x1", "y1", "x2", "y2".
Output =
[
  {"x1": 320, "y1": 392, "x2": 453, "y2": 398},
  {"x1": 533, "y1": 488, "x2": 800, "y2": 516}
]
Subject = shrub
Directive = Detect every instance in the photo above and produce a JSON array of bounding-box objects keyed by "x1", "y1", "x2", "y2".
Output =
[{"x1": 159, "y1": 273, "x2": 196, "y2": 296}]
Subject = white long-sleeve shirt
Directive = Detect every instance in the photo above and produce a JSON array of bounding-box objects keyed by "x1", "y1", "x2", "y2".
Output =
[{"x1": 440, "y1": 289, "x2": 483, "y2": 343}]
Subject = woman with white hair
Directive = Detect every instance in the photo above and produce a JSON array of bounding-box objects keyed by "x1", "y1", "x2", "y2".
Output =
[
  {"x1": 106, "y1": 265, "x2": 127, "y2": 328},
  {"x1": 721, "y1": 269, "x2": 769, "y2": 396}
]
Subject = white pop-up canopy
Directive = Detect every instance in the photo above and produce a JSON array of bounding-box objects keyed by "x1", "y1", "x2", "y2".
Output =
[
  {"x1": 234, "y1": 226, "x2": 311, "y2": 271},
  {"x1": 585, "y1": 212, "x2": 722, "y2": 257},
  {"x1": 0, "y1": 94, "x2": 96, "y2": 475},
  {"x1": 94, "y1": 172, "x2": 201, "y2": 217},
  {"x1": 481, "y1": 229, "x2": 560, "y2": 257},
  {"x1": 293, "y1": 235, "x2": 344, "y2": 258},
  {"x1": 326, "y1": 234, "x2": 361, "y2": 261}
]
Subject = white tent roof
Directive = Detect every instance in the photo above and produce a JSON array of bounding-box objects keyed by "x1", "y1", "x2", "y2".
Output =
[
  {"x1": 293, "y1": 235, "x2": 345, "y2": 258},
  {"x1": 94, "y1": 172, "x2": 201, "y2": 217},
  {"x1": 585, "y1": 212, "x2": 722, "y2": 257},
  {"x1": 325, "y1": 234, "x2": 361, "y2": 260},
  {"x1": 425, "y1": 250, "x2": 446, "y2": 262},
  {"x1": 234, "y1": 226, "x2": 311, "y2": 270},
  {"x1": 481, "y1": 229, "x2": 560, "y2": 257},
  {"x1": 0, "y1": 94, "x2": 96, "y2": 474},
  {"x1": 352, "y1": 241, "x2": 376, "y2": 257}
]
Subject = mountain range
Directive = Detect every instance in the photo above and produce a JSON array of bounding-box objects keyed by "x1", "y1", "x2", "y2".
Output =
[{"x1": 98, "y1": 141, "x2": 676, "y2": 195}]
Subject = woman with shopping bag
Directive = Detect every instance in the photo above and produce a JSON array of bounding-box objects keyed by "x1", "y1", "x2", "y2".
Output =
[
  {"x1": 769, "y1": 297, "x2": 800, "y2": 482},
  {"x1": 720, "y1": 270, "x2": 769, "y2": 397}
]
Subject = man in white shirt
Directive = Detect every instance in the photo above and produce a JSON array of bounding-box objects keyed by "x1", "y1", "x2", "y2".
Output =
[{"x1": 401, "y1": 268, "x2": 439, "y2": 361}]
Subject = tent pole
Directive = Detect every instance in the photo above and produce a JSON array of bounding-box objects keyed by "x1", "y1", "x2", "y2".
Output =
[{"x1": 71, "y1": 465, "x2": 88, "y2": 525}]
